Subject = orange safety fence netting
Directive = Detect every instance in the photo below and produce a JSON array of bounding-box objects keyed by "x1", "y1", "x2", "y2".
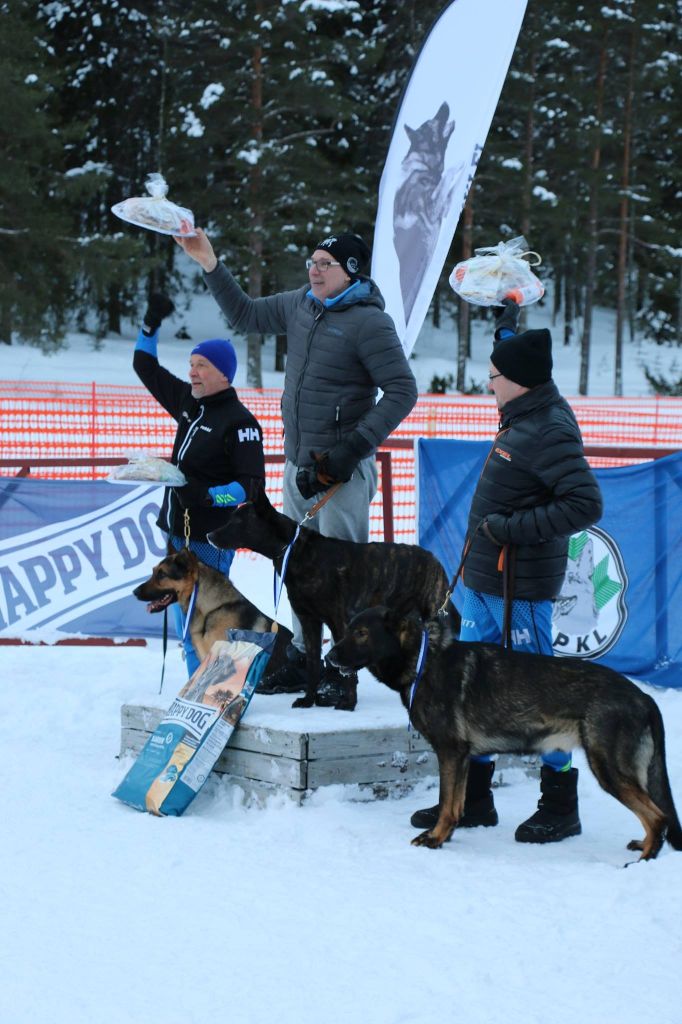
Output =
[{"x1": 1, "y1": 382, "x2": 680, "y2": 542}]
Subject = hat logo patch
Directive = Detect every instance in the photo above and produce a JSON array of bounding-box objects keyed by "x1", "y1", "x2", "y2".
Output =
[{"x1": 346, "y1": 256, "x2": 359, "y2": 273}]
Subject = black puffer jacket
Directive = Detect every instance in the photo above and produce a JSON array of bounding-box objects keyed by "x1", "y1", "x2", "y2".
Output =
[
  {"x1": 463, "y1": 381, "x2": 603, "y2": 600},
  {"x1": 134, "y1": 350, "x2": 265, "y2": 542},
  {"x1": 204, "y1": 263, "x2": 417, "y2": 466}
]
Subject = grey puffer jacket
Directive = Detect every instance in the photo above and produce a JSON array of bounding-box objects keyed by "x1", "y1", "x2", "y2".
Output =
[{"x1": 204, "y1": 263, "x2": 417, "y2": 466}]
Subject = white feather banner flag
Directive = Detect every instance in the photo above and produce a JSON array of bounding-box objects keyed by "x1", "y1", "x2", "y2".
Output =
[{"x1": 372, "y1": 0, "x2": 528, "y2": 355}]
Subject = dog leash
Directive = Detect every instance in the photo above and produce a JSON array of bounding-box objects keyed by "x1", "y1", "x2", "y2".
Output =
[
  {"x1": 407, "y1": 628, "x2": 429, "y2": 732},
  {"x1": 272, "y1": 483, "x2": 344, "y2": 614},
  {"x1": 273, "y1": 525, "x2": 301, "y2": 616},
  {"x1": 158, "y1": 582, "x2": 198, "y2": 694}
]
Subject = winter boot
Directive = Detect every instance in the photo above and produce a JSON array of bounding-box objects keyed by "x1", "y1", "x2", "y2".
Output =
[
  {"x1": 515, "y1": 766, "x2": 581, "y2": 844},
  {"x1": 257, "y1": 644, "x2": 310, "y2": 695},
  {"x1": 410, "y1": 761, "x2": 499, "y2": 829}
]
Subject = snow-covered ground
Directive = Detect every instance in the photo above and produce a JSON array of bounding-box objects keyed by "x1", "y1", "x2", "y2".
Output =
[{"x1": 2, "y1": 289, "x2": 682, "y2": 1024}]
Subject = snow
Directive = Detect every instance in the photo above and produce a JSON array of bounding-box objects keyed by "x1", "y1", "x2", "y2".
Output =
[{"x1": 2, "y1": 288, "x2": 682, "y2": 1024}]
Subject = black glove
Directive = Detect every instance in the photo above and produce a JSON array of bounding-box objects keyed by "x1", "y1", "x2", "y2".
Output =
[
  {"x1": 143, "y1": 293, "x2": 175, "y2": 335},
  {"x1": 492, "y1": 298, "x2": 519, "y2": 341},
  {"x1": 296, "y1": 464, "x2": 329, "y2": 501},
  {"x1": 317, "y1": 431, "x2": 374, "y2": 484}
]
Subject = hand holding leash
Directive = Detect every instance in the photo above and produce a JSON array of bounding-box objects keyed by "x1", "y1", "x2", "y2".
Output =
[{"x1": 316, "y1": 431, "x2": 374, "y2": 484}]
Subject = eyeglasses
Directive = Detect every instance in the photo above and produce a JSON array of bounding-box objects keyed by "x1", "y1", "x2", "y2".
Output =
[
  {"x1": 306, "y1": 258, "x2": 341, "y2": 272},
  {"x1": 488, "y1": 372, "x2": 503, "y2": 381}
]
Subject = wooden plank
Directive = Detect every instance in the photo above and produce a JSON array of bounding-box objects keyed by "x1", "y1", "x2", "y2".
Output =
[
  {"x1": 120, "y1": 725, "x2": 306, "y2": 788},
  {"x1": 307, "y1": 750, "x2": 438, "y2": 788},
  {"x1": 213, "y1": 747, "x2": 306, "y2": 789},
  {"x1": 121, "y1": 704, "x2": 307, "y2": 758},
  {"x1": 308, "y1": 727, "x2": 416, "y2": 760}
]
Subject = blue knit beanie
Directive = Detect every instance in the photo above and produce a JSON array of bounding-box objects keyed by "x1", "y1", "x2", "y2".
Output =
[{"x1": 190, "y1": 339, "x2": 237, "y2": 383}]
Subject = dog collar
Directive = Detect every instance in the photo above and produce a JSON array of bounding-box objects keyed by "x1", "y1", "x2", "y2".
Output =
[{"x1": 407, "y1": 628, "x2": 429, "y2": 732}]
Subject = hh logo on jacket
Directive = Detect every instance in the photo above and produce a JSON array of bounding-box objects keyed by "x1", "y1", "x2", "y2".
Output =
[
  {"x1": 238, "y1": 427, "x2": 260, "y2": 443},
  {"x1": 494, "y1": 446, "x2": 512, "y2": 462}
]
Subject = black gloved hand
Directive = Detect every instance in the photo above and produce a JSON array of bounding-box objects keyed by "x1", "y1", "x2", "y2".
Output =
[
  {"x1": 317, "y1": 431, "x2": 374, "y2": 484},
  {"x1": 492, "y1": 297, "x2": 520, "y2": 341},
  {"x1": 295, "y1": 464, "x2": 330, "y2": 501},
  {"x1": 143, "y1": 293, "x2": 175, "y2": 335}
]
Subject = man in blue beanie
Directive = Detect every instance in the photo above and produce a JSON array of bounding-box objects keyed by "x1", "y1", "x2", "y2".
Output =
[{"x1": 133, "y1": 294, "x2": 265, "y2": 675}]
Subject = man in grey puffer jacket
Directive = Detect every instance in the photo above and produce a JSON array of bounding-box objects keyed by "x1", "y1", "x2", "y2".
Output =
[{"x1": 175, "y1": 228, "x2": 418, "y2": 699}]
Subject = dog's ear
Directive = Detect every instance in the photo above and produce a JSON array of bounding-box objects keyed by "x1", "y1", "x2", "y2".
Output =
[{"x1": 174, "y1": 547, "x2": 197, "y2": 571}]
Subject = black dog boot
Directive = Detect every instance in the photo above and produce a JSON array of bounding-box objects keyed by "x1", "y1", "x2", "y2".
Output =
[
  {"x1": 410, "y1": 761, "x2": 499, "y2": 829},
  {"x1": 515, "y1": 766, "x2": 581, "y2": 844},
  {"x1": 258, "y1": 644, "x2": 309, "y2": 695}
]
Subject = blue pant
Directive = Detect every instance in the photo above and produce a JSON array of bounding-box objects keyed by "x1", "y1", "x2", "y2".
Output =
[
  {"x1": 460, "y1": 587, "x2": 571, "y2": 771},
  {"x1": 167, "y1": 536, "x2": 235, "y2": 678}
]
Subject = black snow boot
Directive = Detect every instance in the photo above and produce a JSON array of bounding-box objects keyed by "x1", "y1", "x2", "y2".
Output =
[
  {"x1": 515, "y1": 766, "x2": 581, "y2": 844},
  {"x1": 410, "y1": 761, "x2": 499, "y2": 829},
  {"x1": 257, "y1": 644, "x2": 311, "y2": 695}
]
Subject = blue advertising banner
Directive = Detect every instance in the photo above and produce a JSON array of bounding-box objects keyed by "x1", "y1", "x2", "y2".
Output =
[
  {"x1": 417, "y1": 440, "x2": 682, "y2": 688},
  {"x1": 0, "y1": 477, "x2": 167, "y2": 640}
]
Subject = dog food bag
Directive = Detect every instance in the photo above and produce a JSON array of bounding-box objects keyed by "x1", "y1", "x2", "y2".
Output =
[
  {"x1": 111, "y1": 172, "x2": 197, "y2": 237},
  {"x1": 113, "y1": 630, "x2": 276, "y2": 816},
  {"x1": 449, "y1": 236, "x2": 544, "y2": 307},
  {"x1": 107, "y1": 452, "x2": 188, "y2": 486}
]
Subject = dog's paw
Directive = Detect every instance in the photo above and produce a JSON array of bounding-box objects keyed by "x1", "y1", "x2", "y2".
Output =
[
  {"x1": 333, "y1": 697, "x2": 356, "y2": 712},
  {"x1": 292, "y1": 696, "x2": 314, "y2": 709},
  {"x1": 411, "y1": 830, "x2": 445, "y2": 849}
]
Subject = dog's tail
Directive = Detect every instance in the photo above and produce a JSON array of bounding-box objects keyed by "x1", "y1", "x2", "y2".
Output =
[{"x1": 646, "y1": 700, "x2": 682, "y2": 851}]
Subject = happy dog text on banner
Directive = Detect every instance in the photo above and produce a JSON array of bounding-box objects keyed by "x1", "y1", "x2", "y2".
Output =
[
  {"x1": 0, "y1": 477, "x2": 167, "y2": 639},
  {"x1": 372, "y1": 0, "x2": 528, "y2": 355}
]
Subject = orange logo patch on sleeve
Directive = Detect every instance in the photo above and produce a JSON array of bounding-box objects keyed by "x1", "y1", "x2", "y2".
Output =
[{"x1": 494, "y1": 447, "x2": 512, "y2": 462}]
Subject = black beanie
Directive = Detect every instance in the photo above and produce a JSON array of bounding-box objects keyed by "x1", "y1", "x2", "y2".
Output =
[
  {"x1": 314, "y1": 233, "x2": 371, "y2": 281},
  {"x1": 490, "y1": 328, "x2": 553, "y2": 388}
]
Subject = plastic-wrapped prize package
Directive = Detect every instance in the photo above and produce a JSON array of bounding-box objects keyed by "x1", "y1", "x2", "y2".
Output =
[
  {"x1": 449, "y1": 236, "x2": 544, "y2": 307},
  {"x1": 107, "y1": 451, "x2": 187, "y2": 486},
  {"x1": 111, "y1": 172, "x2": 196, "y2": 237}
]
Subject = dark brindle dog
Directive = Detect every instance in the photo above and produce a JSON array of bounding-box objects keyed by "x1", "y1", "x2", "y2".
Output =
[
  {"x1": 327, "y1": 606, "x2": 682, "y2": 861},
  {"x1": 207, "y1": 489, "x2": 456, "y2": 711},
  {"x1": 133, "y1": 548, "x2": 292, "y2": 679}
]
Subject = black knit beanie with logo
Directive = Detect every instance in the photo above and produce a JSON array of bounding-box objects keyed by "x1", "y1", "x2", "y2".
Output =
[
  {"x1": 490, "y1": 328, "x2": 553, "y2": 388},
  {"x1": 314, "y1": 233, "x2": 371, "y2": 281}
]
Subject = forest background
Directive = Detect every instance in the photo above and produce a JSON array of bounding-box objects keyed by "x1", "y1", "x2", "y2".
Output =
[{"x1": 1, "y1": 0, "x2": 679, "y2": 395}]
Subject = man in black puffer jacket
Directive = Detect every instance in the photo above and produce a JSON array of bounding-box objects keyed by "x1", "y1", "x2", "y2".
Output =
[{"x1": 411, "y1": 300, "x2": 603, "y2": 844}]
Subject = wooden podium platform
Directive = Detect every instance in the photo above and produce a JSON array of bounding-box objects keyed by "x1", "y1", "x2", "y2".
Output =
[{"x1": 119, "y1": 696, "x2": 440, "y2": 804}]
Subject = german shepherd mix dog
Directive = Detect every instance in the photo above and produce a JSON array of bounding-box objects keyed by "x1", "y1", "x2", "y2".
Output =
[
  {"x1": 207, "y1": 489, "x2": 455, "y2": 711},
  {"x1": 133, "y1": 548, "x2": 292, "y2": 680},
  {"x1": 327, "y1": 607, "x2": 682, "y2": 862}
]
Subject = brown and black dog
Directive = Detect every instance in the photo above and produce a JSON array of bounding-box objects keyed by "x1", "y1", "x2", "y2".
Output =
[
  {"x1": 207, "y1": 488, "x2": 457, "y2": 711},
  {"x1": 133, "y1": 548, "x2": 292, "y2": 679},
  {"x1": 327, "y1": 606, "x2": 682, "y2": 862}
]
